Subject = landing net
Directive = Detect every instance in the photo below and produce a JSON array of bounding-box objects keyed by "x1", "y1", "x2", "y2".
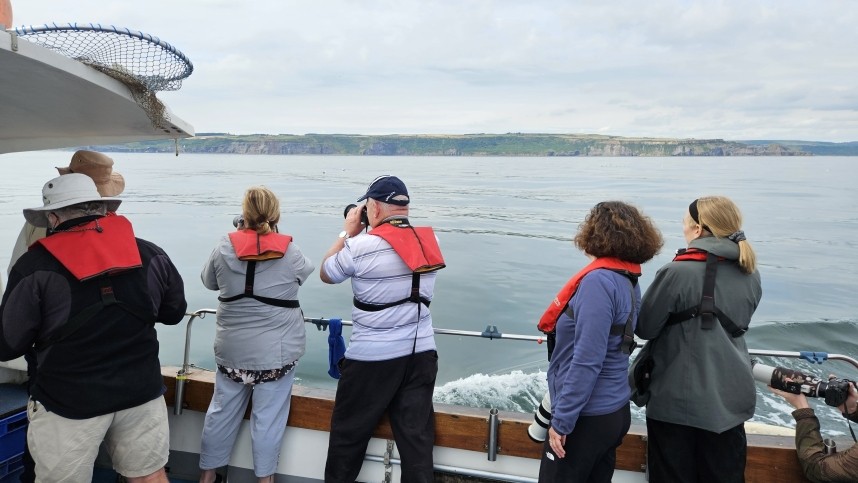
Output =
[{"x1": 14, "y1": 23, "x2": 194, "y2": 128}]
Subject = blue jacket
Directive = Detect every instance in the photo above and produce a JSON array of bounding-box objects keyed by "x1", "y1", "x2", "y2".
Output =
[{"x1": 548, "y1": 269, "x2": 640, "y2": 435}]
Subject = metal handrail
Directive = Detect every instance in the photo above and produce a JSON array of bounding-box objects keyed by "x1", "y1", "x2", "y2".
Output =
[
  {"x1": 174, "y1": 308, "x2": 216, "y2": 415},
  {"x1": 748, "y1": 349, "x2": 858, "y2": 372},
  {"x1": 304, "y1": 316, "x2": 546, "y2": 343},
  {"x1": 303, "y1": 318, "x2": 858, "y2": 372},
  {"x1": 174, "y1": 310, "x2": 858, "y2": 416}
]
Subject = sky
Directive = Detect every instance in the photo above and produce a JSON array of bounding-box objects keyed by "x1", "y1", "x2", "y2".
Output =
[{"x1": 10, "y1": 0, "x2": 858, "y2": 142}]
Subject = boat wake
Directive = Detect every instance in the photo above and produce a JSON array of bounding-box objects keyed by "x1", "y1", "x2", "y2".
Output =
[{"x1": 433, "y1": 370, "x2": 547, "y2": 413}]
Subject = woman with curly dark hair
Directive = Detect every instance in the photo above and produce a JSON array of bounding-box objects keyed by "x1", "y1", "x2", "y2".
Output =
[{"x1": 537, "y1": 201, "x2": 663, "y2": 482}]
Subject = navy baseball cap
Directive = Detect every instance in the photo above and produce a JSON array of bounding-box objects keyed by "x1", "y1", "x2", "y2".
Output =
[{"x1": 356, "y1": 175, "x2": 410, "y2": 206}]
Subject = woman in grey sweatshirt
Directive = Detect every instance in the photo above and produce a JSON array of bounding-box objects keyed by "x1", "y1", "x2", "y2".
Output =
[{"x1": 198, "y1": 186, "x2": 315, "y2": 483}]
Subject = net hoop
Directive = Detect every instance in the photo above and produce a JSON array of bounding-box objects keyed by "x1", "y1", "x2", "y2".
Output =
[
  {"x1": 14, "y1": 22, "x2": 194, "y2": 129},
  {"x1": 14, "y1": 23, "x2": 194, "y2": 91}
]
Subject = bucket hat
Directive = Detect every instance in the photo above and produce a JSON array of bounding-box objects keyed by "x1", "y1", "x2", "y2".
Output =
[
  {"x1": 23, "y1": 173, "x2": 122, "y2": 227},
  {"x1": 56, "y1": 150, "x2": 125, "y2": 197}
]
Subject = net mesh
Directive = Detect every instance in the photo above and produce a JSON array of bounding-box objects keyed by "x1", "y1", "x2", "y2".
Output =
[{"x1": 14, "y1": 23, "x2": 194, "y2": 128}]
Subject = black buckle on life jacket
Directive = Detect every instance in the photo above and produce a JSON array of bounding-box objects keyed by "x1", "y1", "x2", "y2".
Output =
[
  {"x1": 622, "y1": 333, "x2": 638, "y2": 355},
  {"x1": 218, "y1": 260, "x2": 300, "y2": 308},
  {"x1": 409, "y1": 272, "x2": 421, "y2": 303},
  {"x1": 100, "y1": 278, "x2": 117, "y2": 305}
]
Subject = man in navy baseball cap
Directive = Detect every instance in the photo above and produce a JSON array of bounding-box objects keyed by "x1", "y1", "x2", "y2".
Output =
[
  {"x1": 356, "y1": 175, "x2": 410, "y2": 206},
  {"x1": 320, "y1": 173, "x2": 444, "y2": 482}
]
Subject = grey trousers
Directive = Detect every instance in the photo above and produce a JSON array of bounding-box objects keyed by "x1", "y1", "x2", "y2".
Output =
[{"x1": 199, "y1": 369, "x2": 295, "y2": 477}]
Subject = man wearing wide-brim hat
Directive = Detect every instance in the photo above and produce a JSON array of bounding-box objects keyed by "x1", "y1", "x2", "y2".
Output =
[
  {"x1": 7, "y1": 150, "x2": 125, "y2": 275},
  {"x1": 0, "y1": 173, "x2": 187, "y2": 483}
]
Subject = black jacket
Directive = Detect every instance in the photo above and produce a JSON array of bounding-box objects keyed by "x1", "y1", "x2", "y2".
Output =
[{"x1": 0, "y1": 232, "x2": 186, "y2": 419}]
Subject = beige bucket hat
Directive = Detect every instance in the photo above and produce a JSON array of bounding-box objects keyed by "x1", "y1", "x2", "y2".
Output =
[
  {"x1": 23, "y1": 173, "x2": 122, "y2": 227},
  {"x1": 56, "y1": 150, "x2": 125, "y2": 197}
]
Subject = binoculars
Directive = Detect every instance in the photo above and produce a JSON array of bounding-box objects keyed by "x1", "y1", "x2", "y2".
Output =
[{"x1": 343, "y1": 203, "x2": 369, "y2": 226}]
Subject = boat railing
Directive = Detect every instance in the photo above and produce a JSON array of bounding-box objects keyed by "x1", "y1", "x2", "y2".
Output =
[
  {"x1": 304, "y1": 317, "x2": 858, "y2": 372},
  {"x1": 174, "y1": 311, "x2": 858, "y2": 414},
  {"x1": 303, "y1": 316, "x2": 546, "y2": 342},
  {"x1": 174, "y1": 308, "x2": 216, "y2": 415},
  {"x1": 747, "y1": 349, "x2": 858, "y2": 372}
]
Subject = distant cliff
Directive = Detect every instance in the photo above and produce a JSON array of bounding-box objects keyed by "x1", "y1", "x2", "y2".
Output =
[{"x1": 87, "y1": 133, "x2": 815, "y2": 156}]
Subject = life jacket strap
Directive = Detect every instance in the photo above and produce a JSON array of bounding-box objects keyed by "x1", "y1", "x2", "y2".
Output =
[
  {"x1": 612, "y1": 278, "x2": 639, "y2": 355},
  {"x1": 665, "y1": 252, "x2": 748, "y2": 337},
  {"x1": 42, "y1": 276, "x2": 153, "y2": 349},
  {"x1": 218, "y1": 260, "x2": 300, "y2": 309},
  {"x1": 353, "y1": 272, "x2": 431, "y2": 312},
  {"x1": 561, "y1": 270, "x2": 638, "y2": 355}
]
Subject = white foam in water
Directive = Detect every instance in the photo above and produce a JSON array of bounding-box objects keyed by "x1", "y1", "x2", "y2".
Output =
[
  {"x1": 432, "y1": 368, "x2": 853, "y2": 437},
  {"x1": 433, "y1": 370, "x2": 547, "y2": 413}
]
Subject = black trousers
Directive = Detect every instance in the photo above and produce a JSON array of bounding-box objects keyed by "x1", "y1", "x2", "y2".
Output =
[
  {"x1": 646, "y1": 418, "x2": 747, "y2": 483},
  {"x1": 324, "y1": 351, "x2": 438, "y2": 483},
  {"x1": 538, "y1": 404, "x2": 631, "y2": 483}
]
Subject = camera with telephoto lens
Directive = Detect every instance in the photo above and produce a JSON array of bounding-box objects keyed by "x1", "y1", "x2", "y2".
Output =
[
  {"x1": 752, "y1": 359, "x2": 854, "y2": 408},
  {"x1": 527, "y1": 392, "x2": 552, "y2": 443},
  {"x1": 343, "y1": 203, "x2": 369, "y2": 226},
  {"x1": 232, "y1": 215, "x2": 244, "y2": 229}
]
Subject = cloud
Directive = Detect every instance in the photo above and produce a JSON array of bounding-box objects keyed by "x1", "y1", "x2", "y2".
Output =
[{"x1": 13, "y1": 0, "x2": 858, "y2": 141}]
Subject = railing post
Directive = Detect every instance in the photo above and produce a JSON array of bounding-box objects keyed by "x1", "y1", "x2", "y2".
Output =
[
  {"x1": 174, "y1": 308, "x2": 216, "y2": 415},
  {"x1": 487, "y1": 408, "x2": 499, "y2": 461}
]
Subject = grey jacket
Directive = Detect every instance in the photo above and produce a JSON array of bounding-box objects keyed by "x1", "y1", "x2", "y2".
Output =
[
  {"x1": 636, "y1": 236, "x2": 762, "y2": 433},
  {"x1": 201, "y1": 234, "x2": 315, "y2": 370}
]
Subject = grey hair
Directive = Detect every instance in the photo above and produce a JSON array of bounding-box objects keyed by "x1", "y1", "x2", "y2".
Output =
[
  {"x1": 52, "y1": 201, "x2": 108, "y2": 223},
  {"x1": 374, "y1": 197, "x2": 409, "y2": 214}
]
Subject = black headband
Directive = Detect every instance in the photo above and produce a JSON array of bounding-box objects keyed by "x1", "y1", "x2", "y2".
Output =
[{"x1": 689, "y1": 199, "x2": 711, "y2": 233}]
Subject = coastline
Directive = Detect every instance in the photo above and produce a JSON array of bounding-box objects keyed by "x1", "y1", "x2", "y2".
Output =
[{"x1": 75, "y1": 133, "x2": 845, "y2": 157}]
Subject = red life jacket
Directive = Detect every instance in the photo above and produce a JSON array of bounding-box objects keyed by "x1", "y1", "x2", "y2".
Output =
[
  {"x1": 36, "y1": 214, "x2": 142, "y2": 281},
  {"x1": 369, "y1": 221, "x2": 445, "y2": 273},
  {"x1": 220, "y1": 230, "x2": 299, "y2": 309},
  {"x1": 353, "y1": 219, "x2": 445, "y2": 313},
  {"x1": 673, "y1": 247, "x2": 708, "y2": 262},
  {"x1": 228, "y1": 230, "x2": 292, "y2": 261},
  {"x1": 537, "y1": 257, "x2": 641, "y2": 333}
]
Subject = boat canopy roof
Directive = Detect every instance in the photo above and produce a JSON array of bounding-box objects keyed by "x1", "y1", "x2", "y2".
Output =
[{"x1": 0, "y1": 29, "x2": 194, "y2": 155}]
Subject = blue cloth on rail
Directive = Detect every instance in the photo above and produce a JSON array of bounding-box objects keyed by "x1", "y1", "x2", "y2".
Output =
[{"x1": 328, "y1": 318, "x2": 346, "y2": 379}]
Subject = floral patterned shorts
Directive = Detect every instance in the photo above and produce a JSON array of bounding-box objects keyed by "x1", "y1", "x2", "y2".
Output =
[{"x1": 217, "y1": 361, "x2": 297, "y2": 386}]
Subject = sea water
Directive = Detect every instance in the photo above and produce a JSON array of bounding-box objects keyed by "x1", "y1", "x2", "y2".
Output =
[{"x1": 1, "y1": 152, "x2": 857, "y2": 432}]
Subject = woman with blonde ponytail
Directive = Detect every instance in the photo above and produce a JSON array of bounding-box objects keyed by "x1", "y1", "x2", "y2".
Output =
[
  {"x1": 199, "y1": 186, "x2": 314, "y2": 483},
  {"x1": 635, "y1": 195, "x2": 762, "y2": 483}
]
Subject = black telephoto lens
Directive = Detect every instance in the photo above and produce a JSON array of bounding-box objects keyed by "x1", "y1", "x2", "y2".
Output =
[{"x1": 343, "y1": 204, "x2": 357, "y2": 219}]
